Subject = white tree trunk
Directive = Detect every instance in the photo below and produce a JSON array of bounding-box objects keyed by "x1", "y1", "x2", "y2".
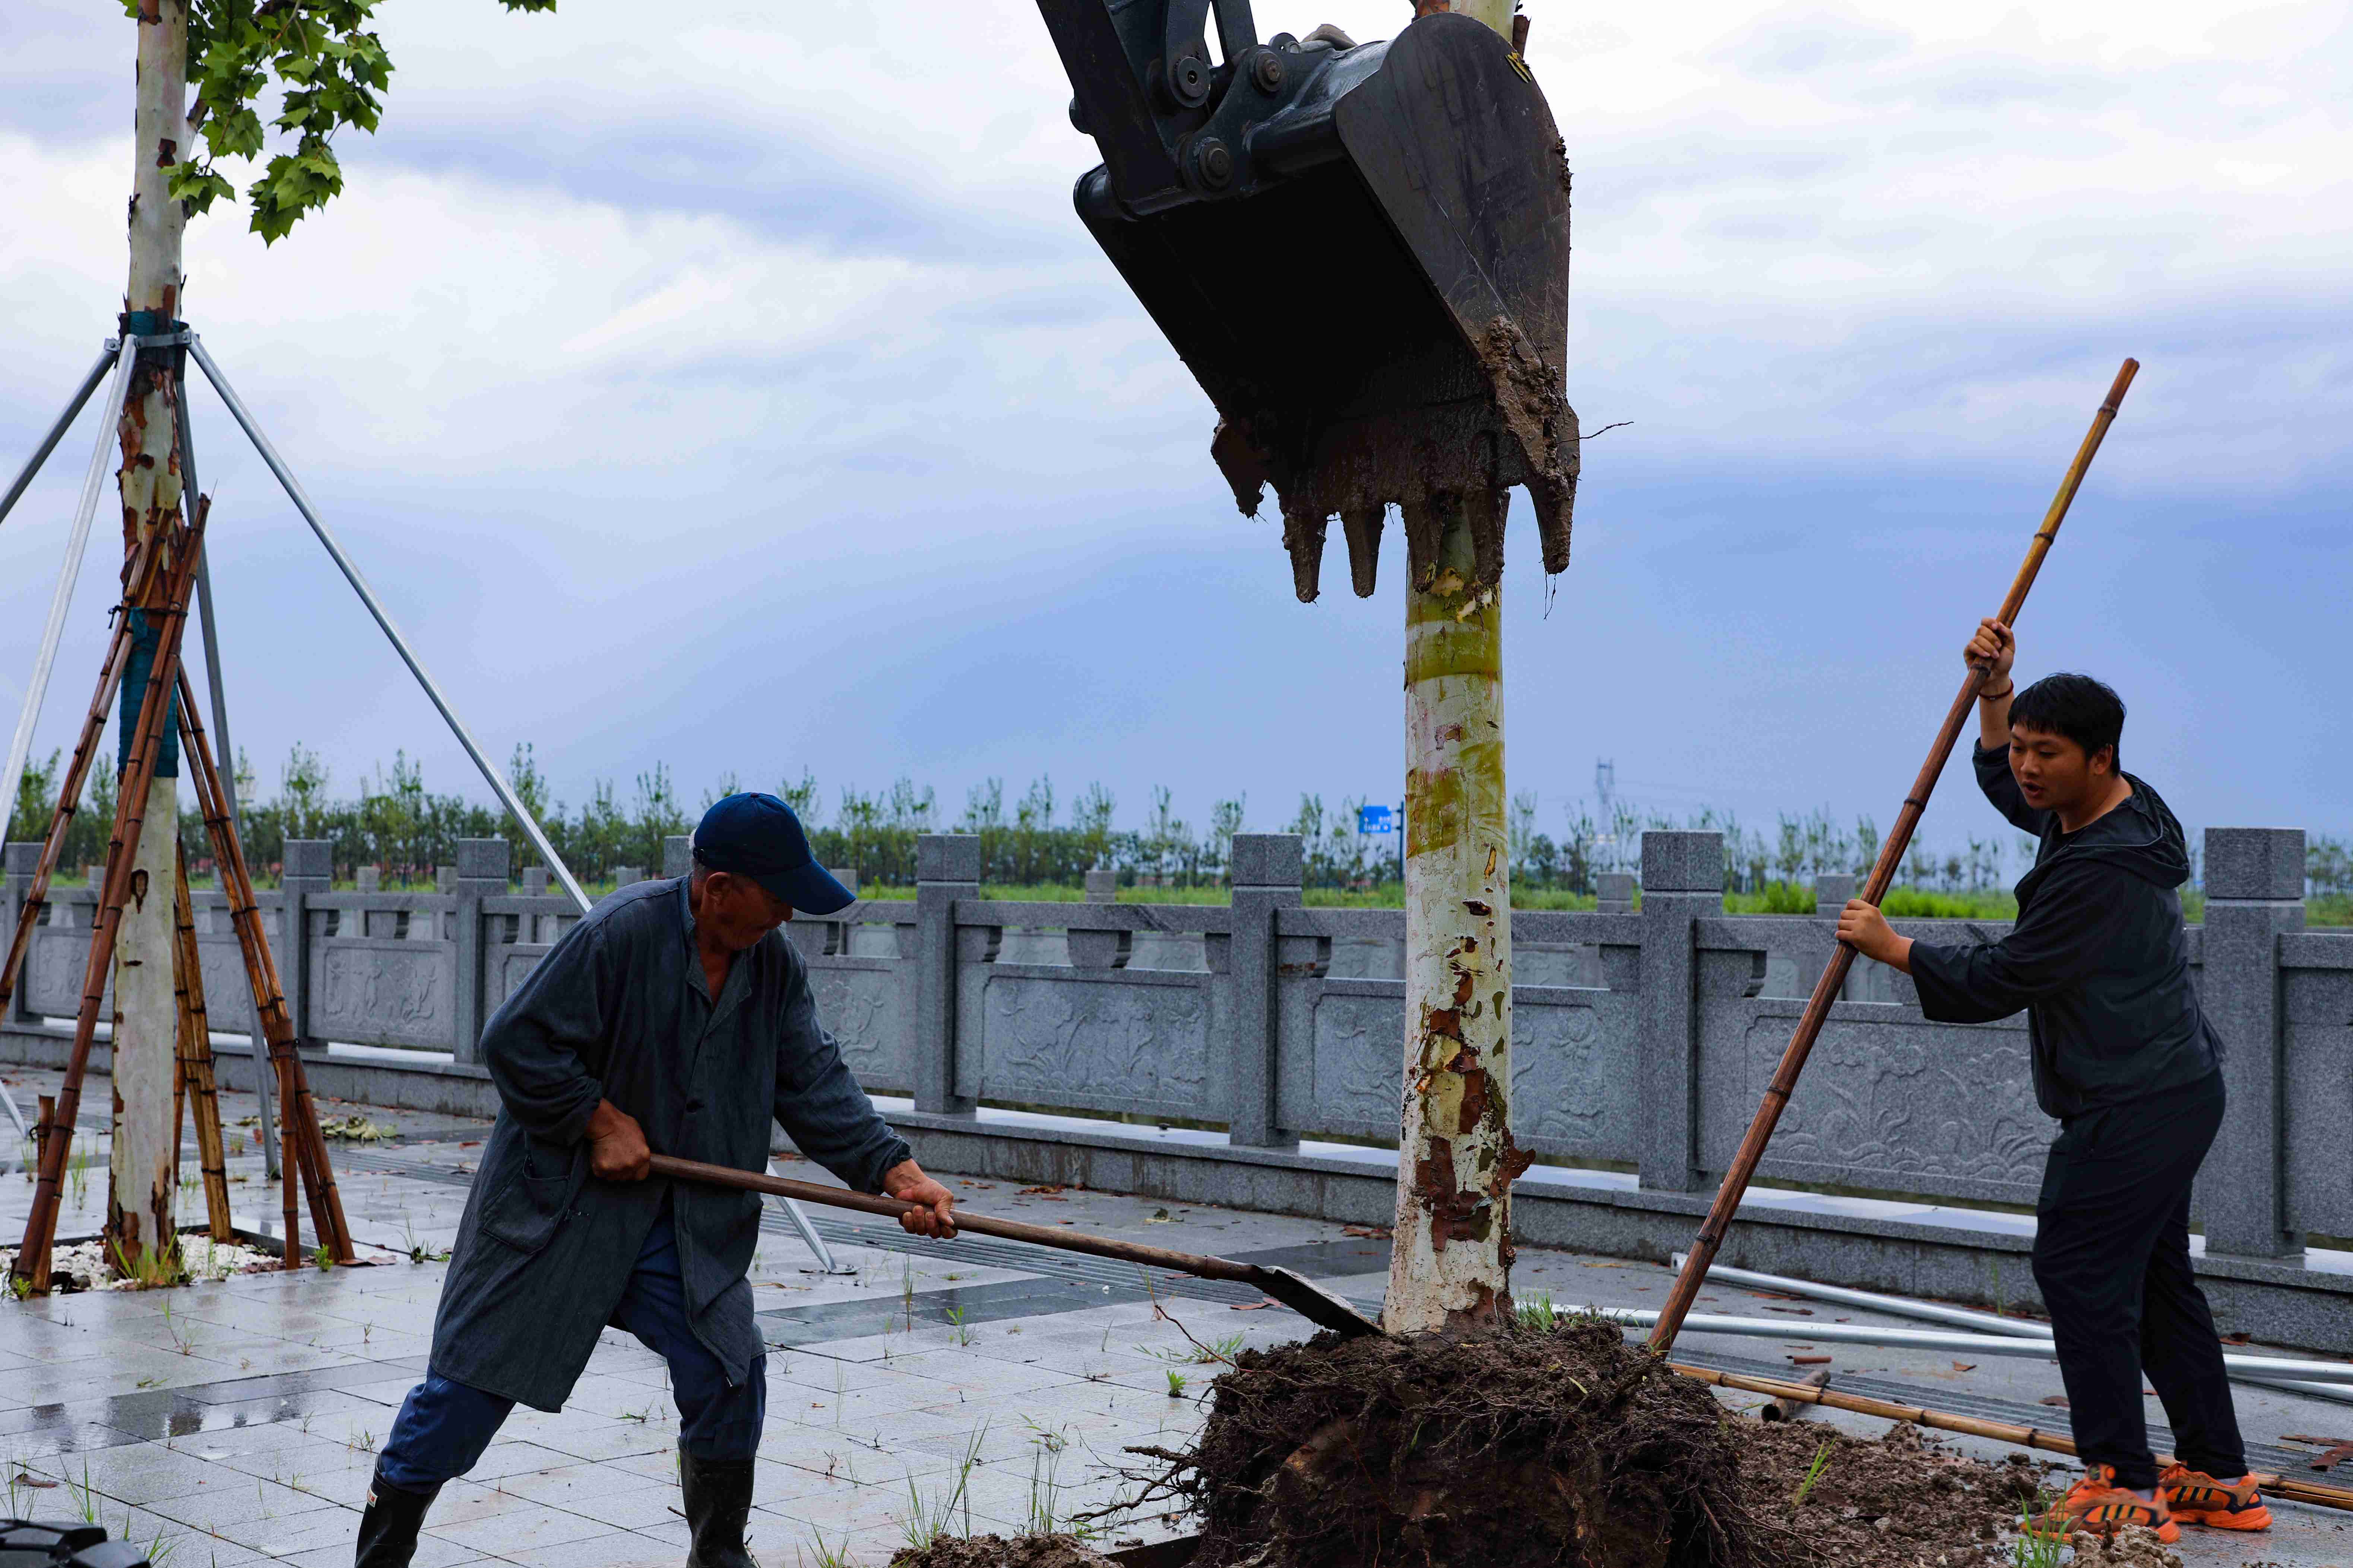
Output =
[
  {"x1": 110, "y1": 776, "x2": 181, "y2": 1261},
  {"x1": 106, "y1": 0, "x2": 191, "y2": 1270},
  {"x1": 1385, "y1": 495, "x2": 1526, "y2": 1332}
]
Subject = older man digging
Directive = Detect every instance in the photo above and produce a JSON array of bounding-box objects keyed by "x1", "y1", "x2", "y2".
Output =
[{"x1": 355, "y1": 792, "x2": 958, "y2": 1567}]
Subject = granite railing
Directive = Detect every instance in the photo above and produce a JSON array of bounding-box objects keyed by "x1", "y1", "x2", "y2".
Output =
[{"x1": 7, "y1": 822, "x2": 2346, "y2": 1311}]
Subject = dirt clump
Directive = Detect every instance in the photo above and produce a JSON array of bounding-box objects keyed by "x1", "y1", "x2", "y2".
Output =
[
  {"x1": 1738, "y1": 1418, "x2": 2097, "y2": 1568},
  {"x1": 889, "y1": 1536, "x2": 1116, "y2": 1568},
  {"x1": 2062, "y1": 1525, "x2": 2181, "y2": 1567},
  {"x1": 1129, "y1": 1318, "x2": 1762, "y2": 1568}
]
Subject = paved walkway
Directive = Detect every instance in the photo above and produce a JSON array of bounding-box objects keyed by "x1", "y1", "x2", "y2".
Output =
[{"x1": 4, "y1": 1066, "x2": 2351, "y2": 1567}]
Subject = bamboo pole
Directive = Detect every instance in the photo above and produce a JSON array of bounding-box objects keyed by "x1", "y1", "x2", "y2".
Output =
[
  {"x1": 1650, "y1": 359, "x2": 2140, "y2": 1354},
  {"x1": 1667, "y1": 1362, "x2": 2353, "y2": 1515},
  {"x1": 175, "y1": 666, "x2": 353, "y2": 1263},
  {"x1": 10, "y1": 511, "x2": 206, "y2": 1292},
  {"x1": 174, "y1": 679, "x2": 300, "y2": 1266},
  {"x1": 0, "y1": 616, "x2": 139, "y2": 1018},
  {"x1": 171, "y1": 847, "x2": 235, "y2": 1241}
]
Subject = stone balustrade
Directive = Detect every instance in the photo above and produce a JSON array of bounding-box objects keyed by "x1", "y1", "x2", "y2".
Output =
[{"x1": 10, "y1": 823, "x2": 2352, "y2": 1345}]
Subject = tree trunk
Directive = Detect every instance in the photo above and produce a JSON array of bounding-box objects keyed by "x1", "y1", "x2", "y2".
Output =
[
  {"x1": 1385, "y1": 494, "x2": 1527, "y2": 1333},
  {"x1": 105, "y1": 0, "x2": 191, "y2": 1271}
]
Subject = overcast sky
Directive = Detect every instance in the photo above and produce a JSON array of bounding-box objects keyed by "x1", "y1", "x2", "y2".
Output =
[{"x1": 2, "y1": 0, "x2": 2346, "y2": 855}]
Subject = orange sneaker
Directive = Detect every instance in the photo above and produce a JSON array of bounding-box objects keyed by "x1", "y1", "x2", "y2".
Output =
[
  {"x1": 2160, "y1": 1464, "x2": 2273, "y2": 1531},
  {"x1": 2026, "y1": 1465, "x2": 2179, "y2": 1543}
]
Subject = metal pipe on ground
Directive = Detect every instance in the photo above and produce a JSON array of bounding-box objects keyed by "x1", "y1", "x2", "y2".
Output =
[
  {"x1": 1671, "y1": 1254, "x2": 2353, "y2": 1407},
  {"x1": 1588, "y1": 1307, "x2": 2353, "y2": 1384}
]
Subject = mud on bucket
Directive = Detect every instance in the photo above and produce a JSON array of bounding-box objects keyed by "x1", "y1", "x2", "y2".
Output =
[{"x1": 1037, "y1": 3, "x2": 1579, "y2": 600}]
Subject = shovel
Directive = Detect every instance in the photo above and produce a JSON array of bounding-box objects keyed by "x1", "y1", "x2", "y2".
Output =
[{"x1": 646, "y1": 1153, "x2": 1384, "y2": 1340}]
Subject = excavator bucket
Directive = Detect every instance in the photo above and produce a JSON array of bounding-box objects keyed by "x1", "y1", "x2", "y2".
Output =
[{"x1": 1035, "y1": 1, "x2": 1578, "y2": 602}]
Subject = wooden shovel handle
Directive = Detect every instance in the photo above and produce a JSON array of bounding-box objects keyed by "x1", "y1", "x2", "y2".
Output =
[{"x1": 645, "y1": 1153, "x2": 1256, "y2": 1284}]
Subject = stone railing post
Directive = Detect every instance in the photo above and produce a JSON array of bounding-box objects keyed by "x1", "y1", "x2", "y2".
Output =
[
  {"x1": 1084, "y1": 868, "x2": 1118, "y2": 904},
  {"x1": 1809, "y1": 873, "x2": 1857, "y2": 999},
  {"x1": 1596, "y1": 872, "x2": 1635, "y2": 914},
  {"x1": 450, "y1": 837, "x2": 511, "y2": 1067},
  {"x1": 1638, "y1": 831, "x2": 1723, "y2": 1192},
  {"x1": 915, "y1": 835, "x2": 979, "y2": 1116},
  {"x1": 2199, "y1": 827, "x2": 2305, "y2": 1258},
  {"x1": 3, "y1": 843, "x2": 36, "y2": 1025},
  {"x1": 664, "y1": 835, "x2": 692, "y2": 881},
  {"x1": 279, "y1": 840, "x2": 332, "y2": 1048},
  {"x1": 1228, "y1": 834, "x2": 1303, "y2": 1149}
]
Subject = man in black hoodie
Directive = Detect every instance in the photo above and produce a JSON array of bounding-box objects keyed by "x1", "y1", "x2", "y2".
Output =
[{"x1": 1836, "y1": 620, "x2": 2269, "y2": 1542}]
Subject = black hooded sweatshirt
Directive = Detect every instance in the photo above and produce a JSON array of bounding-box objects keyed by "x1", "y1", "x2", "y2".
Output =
[{"x1": 1909, "y1": 743, "x2": 2221, "y2": 1119}]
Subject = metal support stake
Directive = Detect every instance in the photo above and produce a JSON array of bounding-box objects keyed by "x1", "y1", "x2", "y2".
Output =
[
  {"x1": 189, "y1": 339, "x2": 590, "y2": 911},
  {"x1": 1, "y1": 338, "x2": 137, "y2": 861},
  {"x1": 0, "y1": 342, "x2": 121, "y2": 531},
  {"x1": 769, "y1": 1158, "x2": 856, "y2": 1275},
  {"x1": 172, "y1": 374, "x2": 279, "y2": 1177}
]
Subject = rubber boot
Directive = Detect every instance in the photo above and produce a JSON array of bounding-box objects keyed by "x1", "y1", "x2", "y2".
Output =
[
  {"x1": 355, "y1": 1466, "x2": 439, "y2": 1566},
  {"x1": 680, "y1": 1449, "x2": 757, "y2": 1568}
]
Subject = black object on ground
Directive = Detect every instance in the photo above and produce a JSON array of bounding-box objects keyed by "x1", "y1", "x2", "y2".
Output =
[{"x1": 0, "y1": 1520, "x2": 149, "y2": 1567}]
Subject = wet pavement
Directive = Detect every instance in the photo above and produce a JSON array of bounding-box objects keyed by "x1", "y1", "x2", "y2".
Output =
[{"x1": 4, "y1": 1063, "x2": 2349, "y2": 1566}]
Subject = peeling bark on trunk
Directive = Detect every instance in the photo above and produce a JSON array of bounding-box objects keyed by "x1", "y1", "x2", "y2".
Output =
[
  {"x1": 105, "y1": 0, "x2": 190, "y2": 1274},
  {"x1": 1385, "y1": 493, "x2": 1528, "y2": 1333}
]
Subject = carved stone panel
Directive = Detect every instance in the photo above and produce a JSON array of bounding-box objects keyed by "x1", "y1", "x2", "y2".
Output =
[
  {"x1": 490, "y1": 946, "x2": 552, "y2": 1016},
  {"x1": 24, "y1": 927, "x2": 101, "y2": 1018},
  {"x1": 2282, "y1": 968, "x2": 2353, "y2": 1238},
  {"x1": 1306, "y1": 991, "x2": 1401, "y2": 1138},
  {"x1": 1511, "y1": 993, "x2": 1638, "y2": 1162},
  {"x1": 194, "y1": 937, "x2": 256, "y2": 1023},
  {"x1": 312, "y1": 943, "x2": 454, "y2": 1050},
  {"x1": 1709, "y1": 1007, "x2": 2050, "y2": 1204},
  {"x1": 814, "y1": 965, "x2": 910, "y2": 1090},
  {"x1": 976, "y1": 973, "x2": 1207, "y2": 1115}
]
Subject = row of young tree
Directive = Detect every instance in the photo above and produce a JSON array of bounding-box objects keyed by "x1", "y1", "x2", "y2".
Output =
[{"x1": 8, "y1": 743, "x2": 2350, "y2": 895}]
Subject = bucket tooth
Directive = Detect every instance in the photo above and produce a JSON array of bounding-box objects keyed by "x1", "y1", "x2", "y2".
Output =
[
  {"x1": 1400, "y1": 492, "x2": 1457, "y2": 591},
  {"x1": 1211, "y1": 418, "x2": 1272, "y2": 516},
  {"x1": 1282, "y1": 508, "x2": 1330, "y2": 603},
  {"x1": 1340, "y1": 505, "x2": 1385, "y2": 597}
]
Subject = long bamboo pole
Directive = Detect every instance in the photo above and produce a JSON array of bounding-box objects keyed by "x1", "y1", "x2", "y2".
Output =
[
  {"x1": 10, "y1": 511, "x2": 206, "y2": 1291},
  {"x1": 175, "y1": 666, "x2": 353, "y2": 1263},
  {"x1": 1668, "y1": 1362, "x2": 2353, "y2": 1515},
  {"x1": 171, "y1": 847, "x2": 235, "y2": 1241},
  {"x1": 1650, "y1": 360, "x2": 2140, "y2": 1354}
]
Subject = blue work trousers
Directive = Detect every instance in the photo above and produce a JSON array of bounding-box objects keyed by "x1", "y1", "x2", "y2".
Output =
[{"x1": 378, "y1": 1208, "x2": 765, "y2": 1491}]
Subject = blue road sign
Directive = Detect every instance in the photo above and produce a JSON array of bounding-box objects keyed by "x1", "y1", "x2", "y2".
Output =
[{"x1": 1359, "y1": 804, "x2": 1397, "y2": 834}]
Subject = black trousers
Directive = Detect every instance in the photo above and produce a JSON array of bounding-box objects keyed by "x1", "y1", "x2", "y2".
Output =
[{"x1": 2033, "y1": 1072, "x2": 2245, "y2": 1490}]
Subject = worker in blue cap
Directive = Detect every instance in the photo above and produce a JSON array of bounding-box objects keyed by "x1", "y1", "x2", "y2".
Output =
[{"x1": 356, "y1": 793, "x2": 957, "y2": 1568}]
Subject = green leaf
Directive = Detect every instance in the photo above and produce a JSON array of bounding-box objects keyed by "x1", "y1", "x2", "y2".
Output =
[{"x1": 167, "y1": 162, "x2": 235, "y2": 216}]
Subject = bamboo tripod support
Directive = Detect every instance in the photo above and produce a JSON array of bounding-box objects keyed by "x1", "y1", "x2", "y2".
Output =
[
  {"x1": 175, "y1": 663, "x2": 354, "y2": 1265},
  {"x1": 1649, "y1": 359, "x2": 2141, "y2": 1354},
  {"x1": 4, "y1": 493, "x2": 355, "y2": 1286},
  {"x1": 10, "y1": 505, "x2": 209, "y2": 1292},
  {"x1": 170, "y1": 847, "x2": 236, "y2": 1242}
]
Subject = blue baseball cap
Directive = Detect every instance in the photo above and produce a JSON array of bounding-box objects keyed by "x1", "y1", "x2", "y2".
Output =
[{"x1": 691, "y1": 793, "x2": 855, "y2": 915}]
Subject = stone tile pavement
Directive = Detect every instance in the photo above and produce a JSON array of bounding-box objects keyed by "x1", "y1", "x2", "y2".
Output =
[{"x1": 6, "y1": 1064, "x2": 2353, "y2": 1566}]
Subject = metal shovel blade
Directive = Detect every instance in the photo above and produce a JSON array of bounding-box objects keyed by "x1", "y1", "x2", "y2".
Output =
[
  {"x1": 1055, "y1": 10, "x2": 1576, "y2": 593},
  {"x1": 1242, "y1": 1264, "x2": 1386, "y2": 1339}
]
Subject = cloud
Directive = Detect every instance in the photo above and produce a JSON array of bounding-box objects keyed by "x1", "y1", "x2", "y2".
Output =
[{"x1": 2, "y1": 0, "x2": 2350, "y2": 845}]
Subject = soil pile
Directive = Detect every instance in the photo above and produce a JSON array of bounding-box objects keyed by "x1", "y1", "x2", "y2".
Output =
[
  {"x1": 889, "y1": 1538, "x2": 1115, "y2": 1568},
  {"x1": 1139, "y1": 1320, "x2": 1760, "y2": 1568},
  {"x1": 1738, "y1": 1419, "x2": 2059, "y2": 1568}
]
